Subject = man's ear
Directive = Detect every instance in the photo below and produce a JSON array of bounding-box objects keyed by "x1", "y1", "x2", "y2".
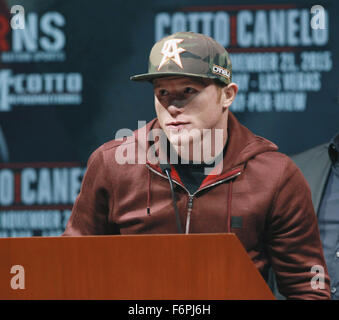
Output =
[{"x1": 223, "y1": 83, "x2": 238, "y2": 109}]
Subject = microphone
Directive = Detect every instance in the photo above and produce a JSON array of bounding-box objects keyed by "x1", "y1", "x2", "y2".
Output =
[
  {"x1": 159, "y1": 163, "x2": 172, "y2": 173},
  {"x1": 160, "y1": 162, "x2": 183, "y2": 234}
]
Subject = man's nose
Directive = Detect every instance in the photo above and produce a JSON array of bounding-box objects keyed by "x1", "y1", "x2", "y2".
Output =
[
  {"x1": 168, "y1": 98, "x2": 186, "y2": 108},
  {"x1": 167, "y1": 102, "x2": 184, "y2": 116}
]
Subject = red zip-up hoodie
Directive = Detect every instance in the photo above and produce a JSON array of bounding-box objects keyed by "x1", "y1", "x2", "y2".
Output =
[{"x1": 63, "y1": 112, "x2": 330, "y2": 299}]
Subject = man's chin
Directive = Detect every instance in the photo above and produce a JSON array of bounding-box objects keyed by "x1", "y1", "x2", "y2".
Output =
[{"x1": 167, "y1": 133, "x2": 198, "y2": 148}]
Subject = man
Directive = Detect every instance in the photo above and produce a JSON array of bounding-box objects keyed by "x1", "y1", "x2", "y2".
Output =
[
  {"x1": 63, "y1": 31, "x2": 330, "y2": 299},
  {"x1": 291, "y1": 134, "x2": 339, "y2": 299}
]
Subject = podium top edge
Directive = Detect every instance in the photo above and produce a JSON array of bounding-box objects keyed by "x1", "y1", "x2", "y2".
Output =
[{"x1": 0, "y1": 233, "x2": 238, "y2": 241}]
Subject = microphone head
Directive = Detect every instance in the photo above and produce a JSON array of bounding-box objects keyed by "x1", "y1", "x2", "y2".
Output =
[{"x1": 159, "y1": 162, "x2": 171, "y2": 173}]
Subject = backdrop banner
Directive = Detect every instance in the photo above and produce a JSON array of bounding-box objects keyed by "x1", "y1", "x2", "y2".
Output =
[{"x1": 0, "y1": 0, "x2": 338, "y2": 237}]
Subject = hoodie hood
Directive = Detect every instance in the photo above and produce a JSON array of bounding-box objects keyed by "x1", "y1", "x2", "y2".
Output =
[
  {"x1": 136, "y1": 111, "x2": 278, "y2": 177},
  {"x1": 223, "y1": 112, "x2": 278, "y2": 170}
]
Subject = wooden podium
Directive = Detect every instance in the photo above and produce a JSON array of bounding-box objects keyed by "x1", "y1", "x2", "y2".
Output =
[{"x1": 0, "y1": 233, "x2": 275, "y2": 300}]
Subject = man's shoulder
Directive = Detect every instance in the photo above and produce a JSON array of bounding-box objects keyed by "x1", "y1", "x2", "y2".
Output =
[
  {"x1": 246, "y1": 150, "x2": 302, "y2": 186},
  {"x1": 291, "y1": 143, "x2": 328, "y2": 168},
  {"x1": 87, "y1": 119, "x2": 158, "y2": 164},
  {"x1": 254, "y1": 149, "x2": 296, "y2": 169},
  {"x1": 89, "y1": 138, "x2": 127, "y2": 161},
  {"x1": 291, "y1": 143, "x2": 328, "y2": 161}
]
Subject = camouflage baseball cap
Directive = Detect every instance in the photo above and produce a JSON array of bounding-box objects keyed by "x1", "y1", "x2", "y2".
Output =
[{"x1": 130, "y1": 31, "x2": 232, "y2": 85}]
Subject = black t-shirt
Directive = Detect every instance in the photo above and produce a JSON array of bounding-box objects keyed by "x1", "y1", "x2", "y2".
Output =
[
  {"x1": 172, "y1": 143, "x2": 227, "y2": 195},
  {"x1": 173, "y1": 162, "x2": 211, "y2": 195}
]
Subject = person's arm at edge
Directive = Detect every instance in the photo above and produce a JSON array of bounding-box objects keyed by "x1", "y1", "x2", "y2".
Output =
[
  {"x1": 266, "y1": 156, "x2": 330, "y2": 299},
  {"x1": 62, "y1": 146, "x2": 113, "y2": 236}
]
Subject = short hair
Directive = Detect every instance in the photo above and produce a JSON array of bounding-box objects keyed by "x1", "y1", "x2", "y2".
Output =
[
  {"x1": 214, "y1": 79, "x2": 227, "y2": 103},
  {"x1": 213, "y1": 79, "x2": 227, "y2": 88}
]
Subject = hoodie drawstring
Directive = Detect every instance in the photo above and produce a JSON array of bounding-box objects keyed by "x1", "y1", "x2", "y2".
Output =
[
  {"x1": 147, "y1": 168, "x2": 151, "y2": 215},
  {"x1": 227, "y1": 180, "x2": 233, "y2": 233}
]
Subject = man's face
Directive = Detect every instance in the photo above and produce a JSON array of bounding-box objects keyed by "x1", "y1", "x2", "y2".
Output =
[{"x1": 153, "y1": 76, "x2": 227, "y2": 149}]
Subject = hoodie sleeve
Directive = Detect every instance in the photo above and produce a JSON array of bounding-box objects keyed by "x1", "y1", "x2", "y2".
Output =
[
  {"x1": 62, "y1": 147, "x2": 114, "y2": 235},
  {"x1": 266, "y1": 156, "x2": 330, "y2": 299}
]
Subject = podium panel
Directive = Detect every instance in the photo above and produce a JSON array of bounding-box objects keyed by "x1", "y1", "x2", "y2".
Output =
[{"x1": 0, "y1": 233, "x2": 275, "y2": 300}]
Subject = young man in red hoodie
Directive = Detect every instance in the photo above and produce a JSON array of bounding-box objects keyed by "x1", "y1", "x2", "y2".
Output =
[{"x1": 63, "y1": 32, "x2": 330, "y2": 299}]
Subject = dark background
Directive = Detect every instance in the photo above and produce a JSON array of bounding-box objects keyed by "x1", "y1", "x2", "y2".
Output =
[{"x1": 0, "y1": 0, "x2": 338, "y2": 163}]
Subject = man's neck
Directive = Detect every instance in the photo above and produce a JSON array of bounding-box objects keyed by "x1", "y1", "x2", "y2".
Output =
[{"x1": 169, "y1": 138, "x2": 228, "y2": 166}]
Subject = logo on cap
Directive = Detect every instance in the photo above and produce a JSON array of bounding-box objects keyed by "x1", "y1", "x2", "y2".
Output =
[
  {"x1": 158, "y1": 39, "x2": 186, "y2": 71},
  {"x1": 212, "y1": 64, "x2": 231, "y2": 80}
]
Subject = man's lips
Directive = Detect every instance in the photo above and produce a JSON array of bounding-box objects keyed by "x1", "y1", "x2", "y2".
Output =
[{"x1": 165, "y1": 121, "x2": 190, "y2": 130}]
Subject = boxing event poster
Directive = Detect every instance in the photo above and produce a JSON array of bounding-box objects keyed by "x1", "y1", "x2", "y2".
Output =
[{"x1": 0, "y1": 0, "x2": 338, "y2": 237}]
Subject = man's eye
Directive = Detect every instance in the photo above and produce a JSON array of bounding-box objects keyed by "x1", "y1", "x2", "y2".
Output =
[
  {"x1": 184, "y1": 87, "x2": 196, "y2": 94},
  {"x1": 158, "y1": 89, "x2": 169, "y2": 96}
]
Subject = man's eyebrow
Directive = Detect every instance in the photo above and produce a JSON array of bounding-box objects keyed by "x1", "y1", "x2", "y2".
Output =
[
  {"x1": 180, "y1": 80, "x2": 206, "y2": 86},
  {"x1": 153, "y1": 82, "x2": 164, "y2": 89}
]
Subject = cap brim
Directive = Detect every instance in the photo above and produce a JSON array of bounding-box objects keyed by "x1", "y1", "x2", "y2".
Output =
[{"x1": 130, "y1": 72, "x2": 219, "y2": 82}]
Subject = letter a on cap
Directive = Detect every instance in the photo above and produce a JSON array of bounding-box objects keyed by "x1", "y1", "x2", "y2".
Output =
[{"x1": 158, "y1": 39, "x2": 186, "y2": 70}]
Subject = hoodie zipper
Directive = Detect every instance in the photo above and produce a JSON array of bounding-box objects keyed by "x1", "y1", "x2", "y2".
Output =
[
  {"x1": 146, "y1": 164, "x2": 242, "y2": 233},
  {"x1": 186, "y1": 195, "x2": 194, "y2": 234}
]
